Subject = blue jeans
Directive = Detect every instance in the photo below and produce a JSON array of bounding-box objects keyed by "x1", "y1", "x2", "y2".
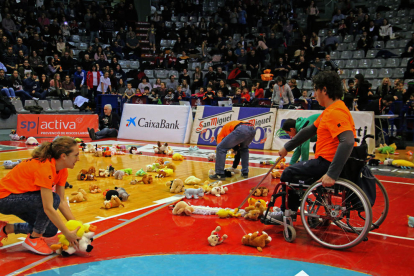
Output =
[
  {"x1": 215, "y1": 124, "x2": 256, "y2": 174},
  {"x1": 1, "y1": 88, "x2": 15, "y2": 97},
  {"x1": 0, "y1": 191, "x2": 60, "y2": 236},
  {"x1": 95, "y1": 128, "x2": 118, "y2": 140}
]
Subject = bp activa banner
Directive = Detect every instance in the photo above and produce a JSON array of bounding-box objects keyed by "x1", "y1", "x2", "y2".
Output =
[
  {"x1": 17, "y1": 114, "x2": 99, "y2": 137},
  {"x1": 118, "y1": 104, "x2": 193, "y2": 143},
  {"x1": 272, "y1": 109, "x2": 375, "y2": 153},
  {"x1": 190, "y1": 106, "x2": 277, "y2": 149}
]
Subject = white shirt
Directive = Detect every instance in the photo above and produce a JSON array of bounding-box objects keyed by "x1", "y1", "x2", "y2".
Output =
[
  {"x1": 92, "y1": 72, "x2": 98, "y2": 86},
  {"x1": 97, "y1": 76, "x2": 111, "y2": 92}
]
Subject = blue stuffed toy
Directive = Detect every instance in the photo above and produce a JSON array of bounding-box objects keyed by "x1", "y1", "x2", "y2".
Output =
[
  {"x1": 3, "y1": 160, "x2": 21, "y2": 169},
  {"x1": 184, "y1": 188, "x2": 204, "y2": 199}
]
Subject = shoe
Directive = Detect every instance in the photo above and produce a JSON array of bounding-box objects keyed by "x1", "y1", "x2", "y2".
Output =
[
  {"x1": 0, "y1": 221, "x2": 8, "y2": 246},
  {"x1": 22, "y1": 235, "x2": 53, "y2": 255},
  {"x1": 242, "y1": 173, "x2": 248, "y2": 178},
  {"x1": 88, "y1": 128, "x2": 96, "y2": 141},
  {"x1": 209, "y1": 174, "x2": 226, "y2": 180},
  {"x1": 32, "y1": 97, "x2": 39, "y2": 101}
]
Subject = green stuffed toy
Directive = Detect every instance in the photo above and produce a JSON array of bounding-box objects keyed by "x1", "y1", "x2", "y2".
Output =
[
  {"x1": 377, "y1": 143, "x2": 397, "y2": 154},
  {"x1": 120, "y1": 168, "x2": 133, "y2": 175},
  {"x1": 135, "y1": 168, "x2": 147, "y2": 176}
]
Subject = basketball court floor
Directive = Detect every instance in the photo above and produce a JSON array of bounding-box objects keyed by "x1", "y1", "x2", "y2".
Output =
[{"x1": 0, "y1": 138, "x2": 413, "y2": 276}]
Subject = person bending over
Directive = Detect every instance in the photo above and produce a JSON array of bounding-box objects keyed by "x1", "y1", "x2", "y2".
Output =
[{"x1": 0, "y1": 137, "x2": 81, "y2": 255}]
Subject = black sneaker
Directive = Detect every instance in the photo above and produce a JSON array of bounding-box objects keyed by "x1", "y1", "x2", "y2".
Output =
[
  {"x1": 209, "y1": 174, "x2": 226, "y2": 180},
  {"x1": 88, "y1": 128, "x2": 96, "y2": 141},
  {"x1": 242, "y1": 173, "x2": 248, "y2": 178}
]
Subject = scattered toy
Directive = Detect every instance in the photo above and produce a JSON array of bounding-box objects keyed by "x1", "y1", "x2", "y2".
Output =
[
  {"x1": 184, "y1": 188, "x2": 204, "y2": 199},
  {"x1": 69, "y1": 189, "x2": 88, "y2": 203},
  {"x1": 3, "y1": 160, "x2": 21, "y2": 169},
  {"x1": 208, "y1": 226, "x2": 228, "y2": 246},
  {"x1": 172, "y1": 201, "x2": 194, "y2": 215},
  {"x1": 115, "y1": 187, "x2": 130, "y2": 201},
  {"x1": 184, "y1": 176, "x2": 202, "y2": 185},
  {"x1": 101, "y1": 195, "x2": 124, "y2": 209},
  {"x1": 241, "y1": 231, "x2": 272, "y2": 252},
  {"x1": 166, "y1": 179, "x2": 185, "y2": 193}
]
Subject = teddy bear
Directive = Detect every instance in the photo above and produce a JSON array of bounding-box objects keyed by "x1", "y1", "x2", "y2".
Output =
[
  {"x1": 217, "y1": 209, "x2": 242, "y2": 218},
  {"x1": 172, "y1": 201, "x2": 194, "y2": 215},
  {"x1": 245, "y1": 199, "x2": 267, "y2": 217},
  {"x1": 241, "y1": 231, "x2": 272, "y2": 252},
  {"x1": 156, "y1": 168, "x2": 174, "y2": 178},
  {"x1": 130, "y1": 179, "x2": 139, "y2": 185},
  {"x1": 25, "y1": 137, "x2": 39, "y2": 145},
  {"x1": 146, "y1": 163, "x2": 160, "y2": 172},
  {"x1": 9, "y1": 129, "x2": 24, "y2": 141},
  {"x1": 103, "y1": 189, "x2": 119, "y2": 200},
  {"x1": 98, "y1": 169, "x2": 109, "y2": 177},
  {"x1": 261, "y1": 69, "x2": 274, "y2": 81},
  {"x1": 101, "y1": 195, "x2": 124, "y2": 209},
  {"x1": 135, "y1": 168, "x2": 147, "y2": 176},
  {"x1": 210, "y1": 186, "x2": 228, "y2": 197},
  {"x1": 195, "y1": 181, "x2": 217, "y2": 194},
  {"x1": 89, "y1": 184, "x2": 101, "y2": 194},
  {"x1": 87, "y1": 166, "x2": 96, "y2": 176},
  {"x1": 166, "y1": 179, "x2": 184, "y2": 193},
  {"x1": 184, "y1": 176, "x2": 202, "y2": 185},
  {"x1": 250, "y1": 187, "x2": 269, "y2": 197},
  {"x1": 115, "y1": 187, "x2": 129, "y2": 201},
  {"x1": 155, "y1": 158, "x2": 165, "y2": 165},
  {"x1": 208, "y1": 226, "x2": 228, "y2": 246},
  {"x1": 271, "y1": 169, "x2": 281, "y2": 179},
  {"x1": 184, "y1": 188, "x2": 204, "y2": 199},
  {"x1": 138, "y1": 175, "x2": 154, "y2": 184},
  {"x1": 84, "y1": 144, "x2": 96, "y2": 153},
  {"x1": 69, "y1": 188, "x2": 88, "y2": 203},
  {"x1": 166, "y1": 146, "x2": 174, "y2": 155},
  {"x1": 207, "y1": 153, "x2": 216, "y2": 161},
  {"x1": 244, "y1": 209, "x2": 261, "y2": 220},
  {"x1": 3, "y1": 159, "x2": 21, "y2": 169},
  {"x1": 154, "y1": 141, "x2": 168, "y2": 154},
  {"x1": 94, "y1": 148, "x2": 103, "y2": 157},
  {"x1": 172, "y1": 153, "x2": 185, "y2": 161},
  {"x1": 113, "y1": 170, "x2": 125, "y2": 180}
]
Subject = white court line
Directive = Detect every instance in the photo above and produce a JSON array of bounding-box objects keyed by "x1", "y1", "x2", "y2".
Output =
[
  {"x1": 377, "y1": 180, "x2": 414, "y2": 186},
  {"x1": 370, "y1": 231, "x2": 414, "y2": 241}
]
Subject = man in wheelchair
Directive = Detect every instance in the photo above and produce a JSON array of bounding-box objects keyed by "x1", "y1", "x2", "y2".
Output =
[{"x1": 273, "y1": 71, "x2": 357, "y2": 222}]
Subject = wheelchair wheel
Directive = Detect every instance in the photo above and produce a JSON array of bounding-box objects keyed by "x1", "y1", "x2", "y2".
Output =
[
  {"x1": 283, "y1": 225, "x2": 296, "y2": 243},
  {"x1": 338, "y1": 177, "x2": 389, "y2": 231},
  {"x1": 300, "y1": 179, "x2": 372, "y2": 250}
]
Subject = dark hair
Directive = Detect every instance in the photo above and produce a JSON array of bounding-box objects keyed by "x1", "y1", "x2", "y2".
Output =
[
  {"x1": 282, "y1": 119, "x2": 296, "y2": 132},
  {"x1": 355, "y1": 73, "x2": 365, "y2": 88},
  {"x1": 384, "y1": 95, "x2": 395, "y2": 102},
  {"x1": 312, "y1": 71, "x2": 343, "y2": 100},
  {"x1": 348, "y1": 79, "x2": 354, "y2": 85},
  {"x1": 275, "y1": 76, "x2": 285, "y2": 85},
  {"x1": 32, "y1": 137, "x2": 77, "y2": 162}
]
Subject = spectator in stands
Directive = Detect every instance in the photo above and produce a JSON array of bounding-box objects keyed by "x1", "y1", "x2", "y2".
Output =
[
  {"x1": 222, "y1": 50, "x2": 237, "y2": 72},
  {"x1": 374, "y1": 12, "x2": 383, "y2": 27},
  {"x1": 16, "y1": 50, "x2": 26, "y2": 69},
  {"x1": 39, "y1": 74, "x2": 50, "y2": 98},
  {"x1": 308, "y1": 57, "x2": 322, "y2": 77},
  {"x1": 155, "y1": 52, "x2": 166, "y2": 69},
  {"x1": 88, "y1": 104, "x2": 120, "y2": 141},
  {"x1": 216, "y1": 80, "x2": 229, "y2": 97},
  {"x1": 138, "y1": 78, "x2": 152, "y2": 93},
  {"x1": 2, "y1": 14, "x2": 17, "y2": 43},
  {"x1": 379, "y1": 19, "x2": 393, "y2": 43},
  {"x1": 158, "y1": 82, "x2": 167, "y2": 97},
  {"x1": 322, "y1": 30, "x2": 339, "y2": 54},
  {"x1": 13, "y1": 38, "x2": 28, "y2": 58},
  {"x1": 46, "y1": 57, "x2": 62, "y2": 77},
  {"x1": 191, "y1": 66, "x2": 203, "y2": 92},
  {"x1": 236, "y1": 49, "x2": 247, "y2": 71},
  {"x1": 181, "y1": 79, "x2": 191, "y2": 97},
  {"x1": 274, "y1": 57, "x2": 289, "y2": 78},
  {"x1": 49, "y1": 73, "x2": 66, "y2": 101},
  {"x1": 102, "y1": 15, "x2": 114, "y2": 44},
  {"x1": 322, "y1": 54, "x2": 339, "y2": 72},
  {"x1": 392, "y1": 80, "x2": 409, "y2": 102},
  {"x1": 337, "y1": 20, "x2": 347, "y2": 39},
  {"x1": 0, "y1": 69, "x2": 16, "y2": 99},
  {"x1": 247, "y1": 50, "x2": 260, "y2": 79},
  {"x1": 282, "y1": 19, "x2": 294, "y2": 45},
  {"x1": 357, "y1": 31, "x2": 372, "y2": 55},
  {"x1": 165, "y1": 89, "x2": 175, "y2": 101},
  {"x1": 266, "y1": 33, "x2": 280, "y2": 64},
  {"x1": 179, "y1": 69, "x2": 191, "y2": 85},
  {"x1": 289, "y1": 79, "x2": 301, "y2": 99},
  {"x1": 123, "y1": 83, "x2": 136, "y2": 103},
  {"x1": 203, "y1": 66, "x2": 216, "y2": 87},
  {"x1": 355, "y1": 73, "x2": 370, "y2": 110},
  {"x1": 94, "y1": 46, "x2": 106, "y2": 61},
  {"x1": 9, "y1": 70, "x2": 33, "y2": 103},
  {"x1": 365, "y1": 95, "x2": 394, "y2": 144},
  {"x1": 97, "y1": 54, "x2": 109, "y2": 69},
  {"x1": 81, "y1": 54, "x2": 93, "y2": 72},
  {"x1": 253, "y1": 82, "x2": 264, "y2": 99},
  {"x1": 114, "y1": 65, "x2": 126, "y2": 88},
  {"x1": 147, "y1": 89, "x2": 159, "y2": 104},
  {"x1": 330, "y1": 9, "x2": 345, "y2": 28},
  {"x1": 153, "y1": 79, "x2": 162, "y2": 90},
  {"x1": 3, "y1": 46, "x2": 17, "y2": 72},
  {"x1": 272, "y1": 76, "x2": 294, "y2": 108},
  {"x1": 0, "y1": 36, "x2": 10, "y2": 55},
  {"x1": 405, "y1": 53, "x2": 414, "y2": 80},
  {"x1": 89, "y1": 13, "x2": 100, "y2": 44},
  {"x1": 29, "y1": 51, "x2": 45, "y2": 76},
  {"x1": 166, "y1": 75, "x2": 179, "y2": 91},
  {"x1": 73, "y1": 66, "x2": 86, "y2": 91},
  {"x1": 377, "y1": 78, "x2": 392, "y2": 97},
  {"x1": 240, "y1": 87, "x2": 251, "y2": 102},
  {"x1": 125, "y1": 32, "x2": 141, "y2": 60},
  {"x1": 306, "y1": 1, "x2": 319, "y2": 34},
  {"x1": 142, "y1": 87, "x2": 150, "y2": 97},
  {"x1": 97, "y1": 71, "x2": 112, "y2": 95},
  {"x1": 62, "y1": 75, "x2": 76, "y2": 100},
  {"x1": 18, "y1": 60, "x2": 34, "y2": 79},
  {"x1": 56, "y1": 38, "x2": 65, "y2": 55},
  {"x1": 23, "y1": 72, "x2": 47, "y2": 100},
  {"x1": 294, "y1": 56, "x2": 309, "y2": 80},
  {"x1": 60, "y1": 51, "x2": 74, "y2": 76}
]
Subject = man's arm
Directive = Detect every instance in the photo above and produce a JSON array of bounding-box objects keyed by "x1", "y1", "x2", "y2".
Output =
[
  {"x1": 284, "y1": 124, "x2": 317, "y2": 152},
  {"x1": 300, "y1": 139, "x2": 310, "y2": 162},
  {"x1": 290, "y1": 146, "x2": 301, "y2": 165}
]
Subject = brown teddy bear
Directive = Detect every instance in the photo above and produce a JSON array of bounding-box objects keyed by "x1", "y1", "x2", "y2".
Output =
[
  {"x1": 130, "y1": 179, "x2": 139, "y2": 185},
  {"x1": 244, "y1": 209, "x2": 261, "y2": 221},
  {"x1": 87, "y1": 166, "x2": 96, "y2": 176},
  {"x1": 138, "y1": 175, "x2": 154, "y2": 184},
  {"x1": 69, "y1": 188, "x2": 87, "y2": 203},
  {"x1": 172, "y1": 201, "x2": 194, "y2": 215},
  {"x1": 89, "y1": 184, "x2": 101, "y2": 194},
  {"x1": 241, "y1": 231, "x2": 272, "y2": 252},
  {"x1": 166, "y1": 179, "x2": 184, "y2": 193},
  {"x1": 101, "y1": 195, "x2": 124, "y2": 209},
  {"x1": 271, "y1": 170, "x2": 281, "y2": 179},
  {"x1": 245, "y1": 199, "x2": 267, "y2": 217},
  {"x1": 208, "y1": 226, "x2": 228, "y2": 246},
  {"x1": 249, "y1": 187, "x2": 269, "y2": 197}
]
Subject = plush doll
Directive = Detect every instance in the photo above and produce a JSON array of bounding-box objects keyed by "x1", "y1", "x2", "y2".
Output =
[
  {"x1": 103, "y1": 151, "x2": 111, "y2": 157},
  {"x1": 89, "y1": 184, "x2": 101, "y2": 194},
  {"x1": 129, "y1": 146, "x2": 137, "y2": 154},
  {"x1": 172, "y1": 153, "x2": 185, "y2": 161},
  {"x1": 217, "y1": 209, "x2": 242, "y2": 218},
  {"x1": 98, "y1": 169, "x2": 109, "y2": 177},
  {"x1": 250, "y1": 187, "x2": 269, "y2": 197},
  {"x1": 120, "y1": 168, "x2": 133, "y2": 175},
  {"x1": 94, "y1": 148, "x2": 103, "y2": 157},
  {"x1": 107, "y1": 165, "x2": 115, "y2": 176},
  {"x1": 9, "y1": 130, "x2": 24, "y2": 141},
  {"x1": 3, "y1": 160, "x2": 21, "y2": 169},
  {"x1": 135, "y1": 169, "x2": 147, "y2": 176},
  {"x1": 245, "y1": 200, "x2": 267, "y2": 217},
  {"x1": 130, "y1": 179, "x2": 139, "y2": 185},
  {"x1": 184, "y1": 176, "x2": 202, "y2": 185},
  {"x1": 87, "y1": 166, "x2": 96, "y2": 176},
  {"x1": 25, "y1": 137, "x2": 39, "y2": 145},
  {"x1": 172, "y1": 201, "x2": 194, "y2": 215},
  {"x1": 163, "y1": 163, "x2": 176, "y2": 171},
  {"x1": 189, "y1": 146, "x2": 199, "y2": 152},
  {"x1": 210, "y1": 186, "x2": 228, "y2": 197},
  {"x1": 241, "y1": 231, "x2": 272, "y2": 252},
  {"x1": 155, "y1": 158, "x2": 165, "y2": 165},
  {"x1": 184, "y1": 188, "x2": 204, "y2": 199},
  {"x1": 377, "y1": 143, "x2": 397, "y2": 154},
  {"x1": 138, "y1": 175, "x2": 154, "y2": 184},
  {"x1": 208, "y1": 226, "x2": 228, "y2": 246},
  {"x1": 166, "y1": 146, "x2": 174, "y2": 155},
  {"x1": 244, "y1": 209, "x2": 261, "y2": 220},
  {"x1": 392, "y1": 160, "x2": 414, "y2": 168},
  {"x1": 408, "y1": 215, "x2": 414, "y2": 227},
  {"x1": 261, "y1": 69, "x2": 274, "y2": 81},
  {"x1": 69, "y1": 189, "x2": 87, "y2": 203},
  {"x1": 156, "y1": 168, "x2": 174, "y2": 178},
  {"x1": 154, "y1": 141, "x2": 168, "y2": 154},
  {"x1": 84, "y1": 144, "x2": 96, "y2": 153},
  {"x1": 166, "y1": 179, "x2": 185, "y2": 193},
  {"x1": 368, "y1": 159, "x2": 380, "y2": 166},
  {"x1": 74, "y1": 138, "x2": 83, "y2": 143},
  {"x1": 77, "y1": 172, "x2": 86, "y2": 181},
  {"x1": 115, "y1": 187, "x2": 130, "y2": 201},
  {"x1": 113, "y1": 170, "x2": 125, "y2": 180},
  {"x1": 65, "y1": 182, "x2": 73, "y2": 189},
  {"x1": 271, "y1": 170, "x2": 281, "y2": 179},
  {"x1": 195, "y1": 181, "x2": 217, "y2": 194},
  {"x1": 86, "y1": 174, "x2": 96, "y2": 181},
  {"x1": 146, "y1": 163, "x2": 160, "y2": 172},
  {"x1": 207, "y1": 153, "x2": 216, "y2": 161},
  {"x1": 103, "y1": 189, "x2": 119, "y2": 200},
  {"x1": 101, "y1": 195, "x2": 124, "y2": 209}
]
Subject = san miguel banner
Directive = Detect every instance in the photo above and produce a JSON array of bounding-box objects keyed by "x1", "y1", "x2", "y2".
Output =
[
  {"x1": 17, "y1": 114, "x2": 99, "y2": 138},
  {"x1": 190, "y1": 106, "x2": 277, "y2": 149},
  {"x1": 272, "y1": 109, "x2": 375, "y2": 153},
  {"x1": 118, "y1": 104, "x2": 193, "y2": 143}
]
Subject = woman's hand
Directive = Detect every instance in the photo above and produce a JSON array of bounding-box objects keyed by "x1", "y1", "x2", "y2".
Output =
[{"x1": 64, "y1": 226, "x2": 80, "y2": 247}]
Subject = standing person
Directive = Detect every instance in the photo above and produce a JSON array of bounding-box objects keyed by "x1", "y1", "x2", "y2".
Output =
[
  {"x1": 209, "y1": 121, "x2": 256, "y2": 180},
  {"x1": 0, "y1": 137, "x2": 81, "y2": 255},
  {"x1": 88, "y1": 104, "x2": 120, "y2": 140},
  {"x1": 273, "y1": 71, "x2": 357, "y2": 220},
  {"x1": 272, "y1": 76, "x2": 294, "y2": 109},
  {"x1": 306, "y1": 1, "x2": 319, "y2": 34},
  {"x1": 86, "y1": 64, "x2": 101, "y2": 100},
  {"x1": 354, "y1": 73, "x2": 370, "y2": 111},
  {"x1": 97, "y1": 71, "x2": 112, "y2": 95},
  {"x1": 101, "y1": 15, "x2": 114, "y2": 44},
  {"x1": 281, "y1": 114, "x2": 320, "y2": 165}
]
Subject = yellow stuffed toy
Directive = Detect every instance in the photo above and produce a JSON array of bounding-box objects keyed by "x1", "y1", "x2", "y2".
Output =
[
  {"x1": 172, "y1": 153, "x2": 185, "y2": 161},
  {"x1": 392, "y1": 160, "x2": 414, "y2": 168},
  {"x1": 261, "y1": 69, "x2": 274, "y2": 81},
  {"x1": 184, "y1": 176, "x2": 202, "y2": 185},
  {"x1": 217, "y1": 209, "x2": 242, "y2": 218}
]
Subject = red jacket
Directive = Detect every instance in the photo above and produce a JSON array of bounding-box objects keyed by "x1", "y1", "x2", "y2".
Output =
[
  {"x1": 241, "y1": 92, "x2": 251, "y2": 102},
  {"x1": 86, "y1": 71, "x2": 101, "y2": 89},
  {"x1": 254, "y1": 88, "x2": 264, "y2": 98}
]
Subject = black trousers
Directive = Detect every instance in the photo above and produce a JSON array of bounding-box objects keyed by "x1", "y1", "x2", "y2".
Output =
[{"x1": 280, "y1": 156, "x2": 331, "y2": 211}]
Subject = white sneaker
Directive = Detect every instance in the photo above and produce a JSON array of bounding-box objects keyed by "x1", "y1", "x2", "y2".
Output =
[{"x1": 32, "y1": 97, "x2": 39, "y2": 101}]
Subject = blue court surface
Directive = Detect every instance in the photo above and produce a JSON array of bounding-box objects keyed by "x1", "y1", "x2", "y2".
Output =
[{"x1": 32, "y1": 254, "x2": 368, "y2": 276}]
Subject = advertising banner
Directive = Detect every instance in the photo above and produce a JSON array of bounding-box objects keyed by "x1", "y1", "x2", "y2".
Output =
[
  {"x1": 271, "y1": 110, "x2": 376, "y2": 153},
  {"x1": 118, "y1": 104, "x2": 193, "y2": 143},
  {"x1": 190, "y1": 106, "x2": 277, "y2": 149},
  {"x1": 17, "y1": 114, "x2": 99, "y2": 138}
]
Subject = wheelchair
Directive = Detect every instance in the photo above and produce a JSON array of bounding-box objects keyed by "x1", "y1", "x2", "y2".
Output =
[{"x1": 261, "y1": 135, "x2": 389, "y2": 250}]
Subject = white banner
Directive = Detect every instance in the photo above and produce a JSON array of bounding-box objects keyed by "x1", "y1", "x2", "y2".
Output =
[
  {"x1": 271, "y1": 110, "x2": 376, "y2": 153},
  {"x1": 190, "y1": 106, "x2": 277, "y2": 150},
  {"x1": 118, "y1": 104, "x2": 193, "y2": 143}
]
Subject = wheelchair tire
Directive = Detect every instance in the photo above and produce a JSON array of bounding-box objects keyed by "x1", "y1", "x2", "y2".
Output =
[
  {"x1": 300, "y1": 179, "x2": 372, "y2": 250},
  {"x1": 337, "y1": 177, "x2": 389, "y2": 231},
  {"x1": 283, "y1": 225, "x2": 296, "y2": 243}
]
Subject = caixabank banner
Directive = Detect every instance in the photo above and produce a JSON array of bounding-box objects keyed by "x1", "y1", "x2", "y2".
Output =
[
  {"x1": 272, "y1": 109, "x2": 376, "y2": 153},
  {"x1": 118, "y1": 104, "x2": 193, "y2": 143},
  {"x1": 17, "y1": 114, "x2": 99, "y2": 137},
  {"x1": 190, "y1": 106, "x2": 277, "y2": 149}
]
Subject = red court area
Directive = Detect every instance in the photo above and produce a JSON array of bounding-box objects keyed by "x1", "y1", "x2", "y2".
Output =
[{"x1": 0, "y1": 140, "x2": 414, "y2": 276}]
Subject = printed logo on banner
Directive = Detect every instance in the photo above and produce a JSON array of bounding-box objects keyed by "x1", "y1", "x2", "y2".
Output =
[{"x1": 195, "y1": 110, "x2": 234, "y2": 144}]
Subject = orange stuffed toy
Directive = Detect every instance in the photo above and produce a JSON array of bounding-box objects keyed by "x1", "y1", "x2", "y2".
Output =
[{"x1": 261, "y1": 69, "x2": 274, "y2": 81}]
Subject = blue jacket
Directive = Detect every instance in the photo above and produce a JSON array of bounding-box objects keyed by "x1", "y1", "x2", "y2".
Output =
[
  {"x1": 73, "y1": 70, "x2": 87, "y2": 85},
  {"x1": 23, "y1": 78, "x2": 40, "y2": 93},
  {"x1": 12, "y1": 44, "x2": 29, "y2": 57}
]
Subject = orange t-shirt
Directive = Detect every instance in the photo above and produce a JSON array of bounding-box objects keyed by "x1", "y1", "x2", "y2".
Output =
[
  {"x1": 217, "y1": 120, "x2": 251, "y2": 144},
  {"x1": 0, "y1": 158, "x2": 68, "y2": 199},
  {"x1": 314, "y1": 100, "x2": 356, "y2": 162}
]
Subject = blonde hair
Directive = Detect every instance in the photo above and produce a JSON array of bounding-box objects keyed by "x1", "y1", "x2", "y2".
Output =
[
  {"x1": 32, "y1": 137, "x2": 77, "y2": 162},
  {"x1": 381, "y1": 77, "x2": 390, "y2": 85}
]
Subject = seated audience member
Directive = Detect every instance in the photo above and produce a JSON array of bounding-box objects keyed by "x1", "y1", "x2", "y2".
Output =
[
  {"x1": 88, "y1": 104, "x2": 120, "y2": 140},
  {"x1": 123, "y1": 82, "x2": 136, "y2": 103},
  {"x1": 240, "y1": 87, "x2": 251, "y2": 102},
  {"x1": 203, "y1": 86, "x2": 215, "y2": 105},
  {"x1": 192, "y1": 87, "x2": 205, "y2": 98},
  {"x1": 148, "y1": 89, "x2": 159, "y2": 104},
  {"x1": 138, "y1": 78, "x2": 152, "y2": 93}
]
